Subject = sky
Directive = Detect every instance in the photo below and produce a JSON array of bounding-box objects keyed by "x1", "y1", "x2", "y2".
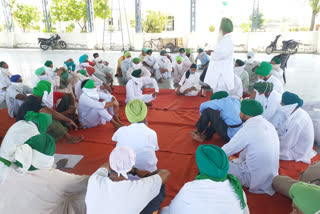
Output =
[{"x1": 0, "y1": 0, "x2": 315, "y2": 28}]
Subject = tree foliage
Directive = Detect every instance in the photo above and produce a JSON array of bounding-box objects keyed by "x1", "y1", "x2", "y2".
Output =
[
  {"x1": 142, "y1": 10, "x2": 168, "y2": 33},
  {"x1": 308, "y1": 0, "x2": 320, "y2": 30},
  {"x1": 249, "y1": 12, "x2": 265, "y2": 29},
  {"x1": 51, "y1": 0, "x2": 110, "y2": 32},
  {"x1": 12, "y1": 3, "x2": 40, "y2": 32},
  {"x1": 240, "y1": 22, "x2": 251, "y2": 32}
]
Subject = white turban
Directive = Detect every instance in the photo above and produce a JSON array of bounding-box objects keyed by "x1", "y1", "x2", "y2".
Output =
[
  {"x1": 247, "y1": 52, "x2": 255, "y2": 58},
  {"x1": 109, "y1": 146, "x2": 136, "y2": 179}
]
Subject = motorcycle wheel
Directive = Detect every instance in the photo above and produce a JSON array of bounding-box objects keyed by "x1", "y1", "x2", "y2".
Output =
[
  {"x1": 265, "y1": 46, "x2": 273, "y2": 55},
  {"x1": 40, "y1": 41, "x2": 49, "y2": 50},
  {"x1": 58, "y1": 41, "x2": 67, "y2": 49}
]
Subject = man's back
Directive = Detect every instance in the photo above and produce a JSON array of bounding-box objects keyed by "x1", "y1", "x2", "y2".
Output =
[
  {"x1": 112, "y1": 123, "x2": 159, "y2": 172},
  {"x1": 16, "y1": 95, "x2": 43, "y2": 121}
]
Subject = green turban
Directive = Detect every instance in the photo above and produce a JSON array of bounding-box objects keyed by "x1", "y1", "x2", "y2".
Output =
[
  {"x1": 198, "y1": 48, "x2": 204, "y2": 53},
  {"x1": 44, "y1": 60, "x2": 53, "y2": 67},
  {"x1": 146, "y1": 49, "x2": 152, "y2": 54},
  {"x1": 35, "y1": 67, "x2": 45, "y2": 76},
  {"x1": 235, "y1": 59, "x2": 245, "y2": 67},
  {"x1": 124, "y1": 51, "x2": 131, "y2": 58},
  {"x1": 142, "y1": 48, "x2": 148, "y2": 52},
  {"x1": 33, "y1": 80, "x2": 51, "y2": 97},
  {"x1": 282, "y1": 91, "x2": 303, "y2": 108},
  {"x1": 132, "y1": 58, "x2": 141, "y2": 63},
  {"x1": 24, "y1": 111, "x2": 52, "y2": 134},
  {"x1": 125, "y1": 99, "x2": 147, "y2": 123},
  {"x1": 61, "y1": 71, "x2": 69, "y2": 81},
  {"x1": 179, "y1": 48, "x2": 185, "y2": 53},
  {"x1": 79, "y1": 69, "x2": 87, "y2": 76},
  {"x1": 271, "y1": 57, "x2": 281, "y2": 64},
  {"x1": 123, "y1": 51, "x2": 127, "y2": 56},
  {"x1": 220, "y1": 17, "x2": 233, "y2": 33},
  {"x1": 195, "y1": 145, "x2": 246, "y2": 209},
  {"x1": 160, "y1": 50, "x2": 167, "y2": 56},
  {"x1": 83, "y1": 79, "x2": 95, "y2": 89},
  {"x1": 290, "y1": 182, "x2": 320, "y2": 214},
  {"x1": 176, "y1": 56, "x2": 183, "y2": 62},
  {"x1": 211, "y1": 91, "x2": 229, "y2": 100},
  {"x1": 241, "y1": 99, "x2": 264, "y2": 116},
  {"x1": 186, "y1": 48, "x2": 191, "y2": 54},
  {"x1": 131, "y1": 69, "x2": 142, "y2": 78},
  {"x1": 253, "y1": 82, "x2": 274, "y2": 95},
  {"x1": 255, "y1": 61, "x2": 272, "y2": 77},
  {"x1": 15, "y1": 134, "x2": 55, "y2": 171}
]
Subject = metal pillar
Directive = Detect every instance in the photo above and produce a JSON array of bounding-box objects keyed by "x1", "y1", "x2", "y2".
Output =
[
  {"x1": 135, "y1": 0, "x2": 142, "y2": 33},
  {"x1": 86, "y1": 0, "x2": 95, "y2": 32},
  {"x1": 190, "y1": 0, "x2": 196, "y2": 32},
  {"x1": 1, "y1": 0, "x2": 14, "y2": 32},
  {"x1": 42, "y1": 0, "x2": 51, "y2": 32},
  {"x1": 251, "y1": 0, "x2": 259, "y2": 32}
]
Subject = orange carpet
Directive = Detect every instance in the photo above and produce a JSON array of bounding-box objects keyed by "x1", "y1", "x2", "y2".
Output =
[{"x1": 0, "y1": 86, "x2": 319, "y2": 214}]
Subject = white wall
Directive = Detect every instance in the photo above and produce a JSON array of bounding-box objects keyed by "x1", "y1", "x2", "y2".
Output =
[{"x1": 0, "y1": 31, "x2": 319, "y2": 54}]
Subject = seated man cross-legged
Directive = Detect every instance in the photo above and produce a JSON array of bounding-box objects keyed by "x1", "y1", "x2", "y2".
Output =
[{"x1": 191, "y1": 91, "x2": 242, "y2": 143}]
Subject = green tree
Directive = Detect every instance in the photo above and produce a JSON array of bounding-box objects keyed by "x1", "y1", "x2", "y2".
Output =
[
  {"x1": 66, "y1": 23, "x2": 75, "y2": 32},
  {"x1": 308, "y1": 0, "x2": 320, "y2": 31},
  {"x1": 94, "y1": 0, "x2": 111, "y2": 19},
  {"x1": 240, "y1": 22, "x2": 251, "y2": 32},
  {"x1": 12, "y1": 3, "x2": 40, "y2": 32},
  {"x1": 142, "y1": 10, "x2": 168, "y2": 33},
  {"x1": 249, "y1": 12, "x2": 265, "y2": 29}
]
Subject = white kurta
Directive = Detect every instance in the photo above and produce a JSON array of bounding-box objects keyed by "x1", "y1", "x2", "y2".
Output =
[
  {"x1": 0, "y1": 71, "x2": 11, "y2": 105},
  {"x1": 260, "y1": 90, "x2": 282, "y2": 125},
  {"x1": 234, "y1": 66, "x2": 249, "y2": 94},
  {"x1": 154, "y1": 57, "x2": 173, "y2": 80},
  {"x1": 176, "y1": 72, "x2": 201, "y2": 96},
  {"x1": 271, "y1": 66, "x2": 284, "y2": 85},
  {"x1": 44, "y1": 66, "x2": 57, "y2": 80},
  {"x1": 0, "y1": 166, "x2": 88, "y2": 214},
  {"x1": 78, "y1": 90, "x2": 114, "y2": 128},
  {"x1": 85, "y1": 168, "x2": 162, "y2": 214},
  {"x1": 222, "y1": 116, "x2": 280, "y2": 196},
  {"x1": 143, "y1": 55, "x2": 157, "y2": 74},
  {"x1": 204, "y1": 34, "x2": 234, "y2": 91},
  {"x1": 227, "y1": 74, "x2": 243, "y2": 100},
  {"x1": 121, "y1": 59, "x2": 133, "y2": 83},
  {"x1": 161, "y1": 179, "x2": 249, "y2": 214},
  {"x1": 278, "y1": 108, "x2": 316, "y2": 164},
  {"x1": 126, "y1": 65, "x2": 151, "y2": 81},
  {"x1": 112, "y1": 123, "x2": 159, "y2": 173},
  {"x1": 5, "y1": 84, "x2": 33, "y2": 118},
  {"x1": 125, "y1": 76, "x2": 159, "y2": 104},
  {"x1": 173, "y1": 61, "x2": 192, "y2": 84},
  {"x1": 264, "y1": 75, "x2": 284, "y2": 95}
]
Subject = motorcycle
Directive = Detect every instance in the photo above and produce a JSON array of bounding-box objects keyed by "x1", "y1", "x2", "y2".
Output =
[
  {"x1": 265, "y1": 34, "x2": 299, "y2": 55},
  {"x1": 38, "y1": 34, "x2": 67, "y2": 50}
]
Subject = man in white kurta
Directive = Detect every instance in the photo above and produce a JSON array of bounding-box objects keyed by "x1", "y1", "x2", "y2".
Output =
[
  {"x1": 113, "y1": 99, "x2": 159, "y2": 175},
  {"x1": 173, "y1": 56, "x2": 192, "y2": 84},
  {"x1": 44, "y1": 60, "x2": 57, "y2": 80},
  {"x1": 143, "y1": 50, "x2": 157, "y2": 75},
  {"x1": 154, "y1": 50, "x2": 173, "y2": 82},
  {"x1": 270, "y1": 57, "x2": 284, "y2": 85},
  {"x1": 161, "y1": 145, "x2": 249, "y2": 214},
  {"x1": 204, "y1": 18, "x2": 234, "y2": 92},
  {"x1": 0, "y1": 133, "x2": 88, "y2": 214},
  {"x1": 234, "y1": 59, "x2": 249, "y2": 94},
  {"x1": 5, "y1": 75, "x2": 33, "y2": 118},
  {"x1": 0, "y1": 61, "x2": 12, "y2": 106},
  {"x1": 255, "y1": 61, "x2": 284, "y2": 94},
  {"x1": 78, "y1": 79, "x2": 122, "y2": 129},
  {"x1": 244, "y1": 52, "x2": 260, "y2": 94},
  {"x1": 121, "y1": 51, "x2": 133, "y2": 83},
  {"x1": 176, "y1": 64, "x2": 200, "y2": 96},
  {"x1": 85, "y1": 146, "x2": 171, "y2": 214},
  {"x1": 126, "y1": 69, "x2": 159, "y2": 104},
  {"x1": 252, "y1": 82, "x2": 281, "y2": 126},
  {"x1": 126, "y1": 58, "x2": 151, "y2": 81},
  {"x1": 273, "y1": 92, "x2": 316, "y2": 164},
  {"x1": 222, "y1": 99, "x2": 280, "y2": 195},
  {"x1": 228, "y1": 74, "x2": 243, "y2": 100}
]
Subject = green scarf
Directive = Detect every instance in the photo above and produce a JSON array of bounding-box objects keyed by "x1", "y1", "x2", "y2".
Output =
[
  {"x1": 0, "y1": 156, "x2": 11, "y2": 167},
  {"x1": 195, "y1": 173, "x2": 246, "y2": 209}
]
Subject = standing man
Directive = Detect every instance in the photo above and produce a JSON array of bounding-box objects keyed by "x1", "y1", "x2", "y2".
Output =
[
  {"x1": 245, "y1": 52, "x2": 260, "y2": 94},
  {"x1": 154, "y1": 50, "x2": 172, "y2": 83},
  {"x1": 204, "y1": 18, "x2": 234, "y2": 93},
  {"x1": 222, "y1": 100, "x2": 280, "y2": 195},
  {"x1": 5, "y1": 75, "x2": 32, "y2": 118},
  {"x1": 195, "y1": 48, "x2": 210, "y2": 70}
]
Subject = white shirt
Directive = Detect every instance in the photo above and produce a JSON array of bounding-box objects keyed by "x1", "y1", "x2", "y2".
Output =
[
  {"x1": 143, "y1": 55, "x2": 156, "y2": 70},
  {"x1": 204, "y1": 34, "x2": 234, "y2": 91},
  {"x1": 222, "y1": 116, "x2": 280, "y2": 195},
  {"x1": 228, "y1": 74, "x2": 243, "y2": 100},
  {"x1": 265, "y1": 75, "x2": 284, "y2": 94},
  {"x1": 154, "y1": 57, "x2": 173, "y2": 73},
  {"x1": 85, "y1": 168, "x2": 162, "y2": 214},
  {"x1": 262, "y1": 90, "x2": 282, "y2": 125},
  {"x1": 126, "y1": 77, "x2": 159, "y2": 103},
  {"x1": 278, "y1": 108, "x2": 317, "y2": 164},
  {"x1": 5, "y1": 84, "x2": 32, "y2": 118},
  {"x1": 178, "y1": 72, "x2": 200, "y2": 91},
  {"x1": 112, "y1": 123, "x2": 159, "y2": 173},
  {"x1": 126, "y1": 65, "x2": 151, "y2": 81},
  {"x1": 162, "y1": 179, "x2": 249, "y2": 214}
]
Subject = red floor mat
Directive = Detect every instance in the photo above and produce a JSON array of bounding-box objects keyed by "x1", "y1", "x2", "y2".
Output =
[{"x1": 0, "y1": 88, "x2": 319, "y2": 214}]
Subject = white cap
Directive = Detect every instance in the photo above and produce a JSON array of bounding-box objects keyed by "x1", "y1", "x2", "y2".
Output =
[
  {"x1": 247, "y1": 52, "x2": 255, "y2": 58},
  {"x1": 109, "y1": 146, "x2": 136, "y2": 179}
]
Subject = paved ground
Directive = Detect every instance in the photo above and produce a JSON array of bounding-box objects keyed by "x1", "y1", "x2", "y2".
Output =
[{"x1": 0, "y1": 48, "x2": 319, "y2": 102}]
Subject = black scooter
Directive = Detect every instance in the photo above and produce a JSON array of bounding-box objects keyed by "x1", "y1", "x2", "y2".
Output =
[
  {"x1": 38, "y1": 34, "x2": 67, "y2": 50},
  {"x1": 265, "y1": 34, "x2": 299, "y2": 55}
]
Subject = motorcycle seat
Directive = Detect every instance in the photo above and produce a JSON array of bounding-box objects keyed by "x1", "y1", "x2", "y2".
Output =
[{"x1": 38, "y1": 38, "x2": 48, "y2": 40}]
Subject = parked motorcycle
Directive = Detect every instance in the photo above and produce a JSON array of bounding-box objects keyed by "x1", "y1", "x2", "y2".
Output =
[
  {"x1": 265, "y1": 34, "x2": 300, "y2": 55},
  {"x1": 38, "y1": 34, "x2": 67, "y2": 50}
]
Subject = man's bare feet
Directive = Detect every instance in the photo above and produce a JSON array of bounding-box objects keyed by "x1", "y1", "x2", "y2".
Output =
[
  {"x1": 65, "y1": 134, "x2": 83, "y2": 144},
  {"x1": 191, "y1": 131, "x2": 206, "y2": 143}
]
